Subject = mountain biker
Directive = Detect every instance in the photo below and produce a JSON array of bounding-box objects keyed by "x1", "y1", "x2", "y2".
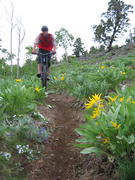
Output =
[{"x1": 32, "y1": 25, "x2": 56, "y2": 78}]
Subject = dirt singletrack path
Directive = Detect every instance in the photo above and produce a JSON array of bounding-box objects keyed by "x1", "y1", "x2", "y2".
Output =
[{"x1": 28, "y1": 93, "x2": 84, "y2": 180}]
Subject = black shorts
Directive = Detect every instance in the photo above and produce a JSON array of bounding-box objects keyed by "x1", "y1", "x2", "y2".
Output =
[{"x1": 37, "y1": 49, "x2": 51, "y2": 67}]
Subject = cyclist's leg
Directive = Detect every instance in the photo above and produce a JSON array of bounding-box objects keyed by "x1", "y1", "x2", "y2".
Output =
[
  {"x1": 46, "y1": 55, "x2": 51, "y2": 80},
  {"x1": 37, "y1": 49, "x2": 43, "y2": 78},
  {"x1": 38, "y1": 64, "x2": 42, "y2": 74},
  {"x1": 37, "y1": 63, "x2": 42, "y2": 78}
]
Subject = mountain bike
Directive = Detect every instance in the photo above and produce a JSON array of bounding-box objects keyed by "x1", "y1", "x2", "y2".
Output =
[{"x1": 33, "y1": 51, "x2": 56, "y2": 89}]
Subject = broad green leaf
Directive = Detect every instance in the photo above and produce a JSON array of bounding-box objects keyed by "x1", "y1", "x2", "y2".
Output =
[{"x1": 80, "y1": 147, "x2": 102, "y2": 155}]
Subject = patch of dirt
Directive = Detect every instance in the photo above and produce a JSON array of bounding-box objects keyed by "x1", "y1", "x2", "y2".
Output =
[
  {"x1": 78, "y1": 154, "x2": 118, "y2": 180},
  {"x1": 26, "y1": 93, "x2": 116, "y2": 180},
  {"x1": 27, "y1": 93, "x2": 84, "y2": 180}
]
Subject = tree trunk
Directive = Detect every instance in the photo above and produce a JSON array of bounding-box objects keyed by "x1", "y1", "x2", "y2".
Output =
[
  {"x1": 16, "y1": 18, "x2": 25, "y2": 78},
  {"x1": 10, "y1": 27, "x2": 13, "y2": 74},
  {"x1": 107, "y1": 33, "x2": 115, "y2": 51},
  {"x1": 17, "y1": 33, "x2": 21, "y2": 78},
  {"x1": 107, "y1": 25, "x2": 118, "y2": 52}
]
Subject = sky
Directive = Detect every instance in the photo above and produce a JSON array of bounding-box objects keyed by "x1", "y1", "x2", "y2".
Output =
[{"x1": 0, "y1": 0, "x2": 135, "y2": 64}]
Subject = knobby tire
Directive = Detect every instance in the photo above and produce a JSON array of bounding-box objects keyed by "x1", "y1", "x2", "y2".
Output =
[{"x1": 41, "y1": 75, "x2": 47, "y2": 88}]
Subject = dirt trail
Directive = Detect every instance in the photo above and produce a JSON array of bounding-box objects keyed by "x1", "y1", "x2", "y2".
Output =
[
  {"x1": 28, "y1": 93, "x2": 84, "y2": 180},
  {"x1": 27, "y1": 93, "x2": 116, "y2": 180}
]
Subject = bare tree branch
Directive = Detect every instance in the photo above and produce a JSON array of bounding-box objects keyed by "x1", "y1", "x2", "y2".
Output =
[
  {"x1": 4, "y1": 0, "x2": 17, "y2": 74},
  {"x1": 16, "y1": 18, "x2": 25, "y2": 77}
]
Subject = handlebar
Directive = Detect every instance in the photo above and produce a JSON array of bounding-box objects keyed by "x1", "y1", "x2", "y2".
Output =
[{"x1": 32, "y1": 51, "x2": 56, "y2": 56}]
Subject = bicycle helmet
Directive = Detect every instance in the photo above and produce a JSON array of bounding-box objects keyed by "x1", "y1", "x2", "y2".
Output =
[{"x1": 41, "y1": 25, "x2": 48, "y2": 32}]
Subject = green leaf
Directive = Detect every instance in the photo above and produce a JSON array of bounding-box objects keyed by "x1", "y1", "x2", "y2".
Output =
[
  {"x1": 110, "y1": 104, "x2": 121, "y2": 120},
  {"x1": 75, "y1": 137, "x2": 89, "y2": 143},
  {"x1": 75, "y1": 128, "x2": 87, "y2": 136},
  {"x1": 74, "y1": 144, "x2": 90, "y2": 148},
  {"x1": 80, "y1": 147, "x2": 102, "y2": 155}
]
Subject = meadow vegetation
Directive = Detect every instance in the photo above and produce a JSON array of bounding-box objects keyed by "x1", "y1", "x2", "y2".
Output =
[{"x1": 1, "y1": 50, "x2": 135, "y2": 179}]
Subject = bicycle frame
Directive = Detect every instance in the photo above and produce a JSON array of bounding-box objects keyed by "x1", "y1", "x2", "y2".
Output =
[
  {"x1": 40, "y1": 53, "x2": 50, "y2": 88},
  {"x1": 33, "y1": 52, "x2": 55, "y2": 89}
]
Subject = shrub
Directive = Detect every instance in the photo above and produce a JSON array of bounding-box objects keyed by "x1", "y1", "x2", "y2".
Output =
[{"x1": 75, "y1": 92, "x2": 135, "y2": 163}]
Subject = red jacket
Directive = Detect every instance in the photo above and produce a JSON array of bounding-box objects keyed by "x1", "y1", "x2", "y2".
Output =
[{"x1": 37, "y1": 33, "x2": 54, "y2": 51}]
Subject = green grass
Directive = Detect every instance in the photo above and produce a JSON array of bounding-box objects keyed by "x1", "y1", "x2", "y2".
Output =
[
  {"x1": 49, "y1": 54, "x2": 135, "y2": 100},
  {"x1": 0, "y1": 52, "x2": 135, "y2": 179},
  {"x1": 49, "y1": 53, "x2": 135, "y2": 179}
]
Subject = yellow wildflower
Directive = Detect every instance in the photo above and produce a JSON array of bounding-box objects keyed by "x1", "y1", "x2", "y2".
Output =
[
  {"x1": 120, "y1": 72, "x2": 126, "y2": 75},
  {"x1": 35, "y1": 87, "x2": 41, "y2": 93},
  {"x1": 127, "y1": 98, "x2": 132, "y2": 103},
  {"x1": 110, "y1": 121, "x2": 121, "y2": 129},
  {"x1": 100, "y1": 65, "x2": 106, "y2": 69},
  {"x1": 60, "y1": 76, "x2": 65, "y2": 81},
  {"x1": 85, "y1": 94, "x2": 103, "y2": 109},
  {"x1": 91, "y1": 108, "x2": 101, "y2": 119},
  {"x1": 54, "y1": 76, "x2": 58, "y2": 80},
  {"x1": 15, "y1": 79, "x2": 22, "y2": 82},
  {"x1": 126, "y1": 98, "x2": 135, "y2": 104},
  {"x1": 103, "y1": 137, "x2": 110, "y2": 144},
  {"x1": 98, "y1": 103, "x2": 104, "y2": 110},
  {"x1": 108, "y1": 96, "x2": 118, "y2": 102},
  {"x1": 119, "y1": 97, "x2": 124, "y2": 102}
]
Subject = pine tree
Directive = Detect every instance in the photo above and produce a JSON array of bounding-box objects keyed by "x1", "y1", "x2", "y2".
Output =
[
  {"x1": 73, "y1": 38, "x2": 85, "y2": 57},
  {"x1": 93, "y1": 0, "x2": 133, "y2": 51}
]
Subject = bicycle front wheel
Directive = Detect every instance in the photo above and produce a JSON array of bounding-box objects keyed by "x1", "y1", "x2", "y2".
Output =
[{"x1": 41, "y1": 75, "x2": 47, "y2": 88}]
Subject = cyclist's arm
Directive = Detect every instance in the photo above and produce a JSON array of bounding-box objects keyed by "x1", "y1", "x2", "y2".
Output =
[
  {"x1": 53, "y1": 42, "x2": 56, "y2": 52},
  {"x1": 52, "y1": 35, "x2": 57, "y2": 52},
  {"x1": 32, "y1": 43, "x2": 37, "y2": 53},
  {"x1": 32, "y1": 34, "x2": 40, "y2": 53}
]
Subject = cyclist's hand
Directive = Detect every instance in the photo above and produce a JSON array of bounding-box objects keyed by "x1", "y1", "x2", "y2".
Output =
[
  {"x1": 52, "y1": 50, "x2": 56, "y2": 55},
  {"x1": 32, "y1": 49, "x2": 37, "y2": 54}
]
